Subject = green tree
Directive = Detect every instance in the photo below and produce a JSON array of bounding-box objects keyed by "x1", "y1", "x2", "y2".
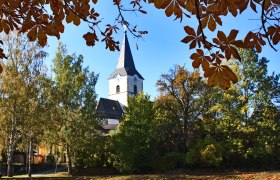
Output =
[
  {"x1": 52, "y1": 43, "x2": 100, "y2": 174},
  {"x1": 110, "y1": 93, "x2": 157, "y2": 173},
  {"x1": 201, "y1": 49, "x2": 280, "y2": 167}
]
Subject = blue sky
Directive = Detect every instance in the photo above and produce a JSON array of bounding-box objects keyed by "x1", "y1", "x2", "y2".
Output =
[{"x1": 46, "y1": 2, "x2": 280, "y2": 100}]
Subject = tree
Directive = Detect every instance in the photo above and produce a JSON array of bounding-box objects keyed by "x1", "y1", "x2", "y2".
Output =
[
  {"x1": 52, "y1": 43, "x2": 100, "y2": 174},
  {"x1": 0, "y1": 32, "x2": 48, "y2": 177},
  {"x1": 110, "y1": 93, "x2": 157, "y2": 173},
  {"x1": 155, "y1": 65, "x2": 210, "y2": 151},
  {"x1": 1, "y1": 1, "x2": 280, "y2": 88},
  {"x1": 198, "y1": 49, "x2": 280, "y2": 167}
]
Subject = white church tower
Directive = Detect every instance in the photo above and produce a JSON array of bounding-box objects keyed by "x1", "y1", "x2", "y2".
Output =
[{"x1": 108, "y1": 32, "x2": 144, "y2": 106}]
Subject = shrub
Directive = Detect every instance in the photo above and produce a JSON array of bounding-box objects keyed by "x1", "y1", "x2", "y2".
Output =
[
  {"x1": 186, "y1": 138, "x2": 223, "y2": 167},
  {"x1": 46, "y1": 153, "x2": 55, "y2": 164},
  {"x1": 159, "y1": 152, "x2": 186, "y2": 170}
]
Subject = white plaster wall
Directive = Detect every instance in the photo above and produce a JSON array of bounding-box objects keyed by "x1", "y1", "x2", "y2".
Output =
[
  {"x1": 108, "y1": 75, "x2": 128, "y2": 106},
  {"x1": 127, "y1": 75, "x2": 143, "y2": 95},
  {"x1": 108, "y1": 119, "x2": 120, "y2": 124},
  {"x1": 108, "y1": 74, "x2": 143, "y2": 107}
]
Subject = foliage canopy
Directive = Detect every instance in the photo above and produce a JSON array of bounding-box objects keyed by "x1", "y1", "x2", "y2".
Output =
[{"x1": 0, "y1": 0, "x2": 280, "y2": 89}]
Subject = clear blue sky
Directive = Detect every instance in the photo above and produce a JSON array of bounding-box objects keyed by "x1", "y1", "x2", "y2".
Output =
[{"x1": 46, "y1": 2, "x2": 280, "y2": 100}]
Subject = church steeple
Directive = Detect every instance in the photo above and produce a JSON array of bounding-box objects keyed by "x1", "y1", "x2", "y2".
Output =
[
  {"x1": 109, "y1": 33, "x2": 144, "y2": 80},
  {"x1": 108, "y1": 32, "x2": 144, "y2": 106}
]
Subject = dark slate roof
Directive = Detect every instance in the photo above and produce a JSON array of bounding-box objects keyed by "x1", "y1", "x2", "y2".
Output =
[
  {"x1": 96, "y1": 98, "x2": 123, "y2": 119},
  {"x1": 109, "y1": 33, "x2": 144, "y2": 80}
]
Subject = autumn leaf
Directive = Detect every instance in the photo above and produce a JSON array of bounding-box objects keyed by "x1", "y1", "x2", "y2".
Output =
[
  {"x1": 267, "y1": 25, "x2": 280, "y2": 45},
  {"x1": 0, "y1": 64, "x2": 3, "y2": 74},
  {"x1": 207, "y1": 64, "x2": 238, "y2": 90},
  {"x1": 37, "y1": 28, "x2": 47, "y2": 46},
  {"x1": 190, "y1": 49, "x2": 211, "y2": 70},
  {"x1": 153, "y1": 0, "x2": 184, "y2": 19},
  {"x1": 83, "y1": 32, "x2": 99, "y2": 46},
  {"x1": 27, "y1": 27, "x2": 37, "y2": 42},
  {"x1": 211, "y1": 51, "x2": 225, "y2": 64},
  {"x1": 244, "y1": 32, "x2": 266, "y2": 52},
  {"x1": 181, "y1": 26, "x2": 204, "y2": 49},
  {"x1": 213, "y1": 30, "x2": 243, "y2": 60}
]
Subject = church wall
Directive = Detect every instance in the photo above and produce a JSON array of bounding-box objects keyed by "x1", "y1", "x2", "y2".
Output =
[
  {"x1": 127, "y1": 75, "x2": 143, "y2": 95},
  {"x1": 108, "y1": 75, "x2": 128, "y2": 106},
  {"x1": 108, "y1": 119, "x2": 120, "y2": 124}
]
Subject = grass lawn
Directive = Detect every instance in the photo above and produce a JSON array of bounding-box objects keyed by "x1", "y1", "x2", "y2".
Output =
[{"x1": 2, "y1": 171, "x2": 280, "y2": 179}]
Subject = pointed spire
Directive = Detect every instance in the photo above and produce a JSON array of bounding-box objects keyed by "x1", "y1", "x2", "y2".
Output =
[
  {"x1": 116, "y1": 33, "x2": 136, "y2": 70},
  {"x1": 109, "y1": 32, "x2": 144, "y2": 80},
  {"x1": 123, "y1": 24, "x2": 127, "y2": 34}
]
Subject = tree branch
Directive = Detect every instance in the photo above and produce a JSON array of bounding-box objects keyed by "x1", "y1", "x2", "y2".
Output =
[
  {"x1": 194, "y1": 0, "x2": 207, "y2": 46},
  {"x1": 261, "y1": 0, "x2": 277, "y2": 52},
  {"x1": 115, "y1": 2, "x2": 141, "y2": 38}
]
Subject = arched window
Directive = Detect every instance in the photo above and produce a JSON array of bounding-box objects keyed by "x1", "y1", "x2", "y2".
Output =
[
  {"x1": 116, "y1": 85, "x2": 120, "y2": 93},
  {"x1": 134, "y1": 85, "x2": 137, "y2": 95}
]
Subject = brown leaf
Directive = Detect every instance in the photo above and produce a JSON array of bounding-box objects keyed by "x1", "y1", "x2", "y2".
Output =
[
  {"x1": 189, "y1": 40, "x2": 197, "y2": 49},
  {"x1": 228, "y1": 29, "x2": 239, "y2": 42},
  {"x1": 27, "y1": 27, "x2": 37, "y2": 41},
  {"x1": 83, "y1": 31, "x2": 99, "y2": 46},
  {"x1": 207, "y1": 64, "x2": 238, "y2": 89},
  {"x1": 204, "y1": 66, "x2": 215, "y2": 77},
  {"x1": 165, "y1": 3, "x2": 174, "y2": 17},
  {"x1": 38, "y1": 28, "x2": 47, "y2": 46},
  {"x1": 0, "y1": 64, "x2": 3, "y2": 74},
  {"x1": 184, "y1": 26, "x2": 195, "y2": 36},
  {"x1": 208, "y1": 16, "x2": 216, "y2": 32}
]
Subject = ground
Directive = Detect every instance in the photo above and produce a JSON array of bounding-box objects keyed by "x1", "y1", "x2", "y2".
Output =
[{"x1": 1, "y1": 171, "x2": 280, "y2": 179}]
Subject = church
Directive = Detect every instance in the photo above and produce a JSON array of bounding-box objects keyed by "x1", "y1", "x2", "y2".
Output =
[{"x1": 96, "y1": 31, "x2": 144, "y2": 133}]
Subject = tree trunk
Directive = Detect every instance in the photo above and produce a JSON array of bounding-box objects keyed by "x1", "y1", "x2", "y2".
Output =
[
  {"x1": 7, "y1": 117, "x2": 16, "y2": 177},
  {"x1": 55, "y1": 146, "x2": 58, "y2": 173},
  {"x1": 28, "y1": 140, "x2": 32, "y2": 177},
  {"x1": 66, "y1": 144, "x2": 72, "y2": 175}
]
